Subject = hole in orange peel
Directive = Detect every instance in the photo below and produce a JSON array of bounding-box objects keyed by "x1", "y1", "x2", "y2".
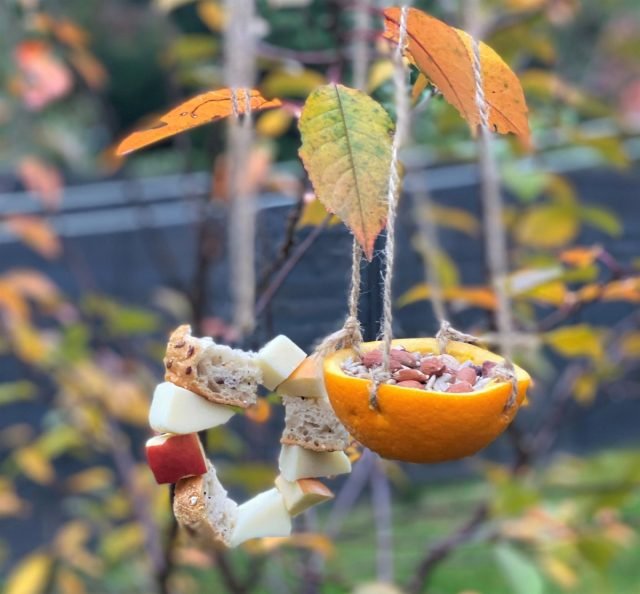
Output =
[{"x1": 323, "y1": 338, "x2": 531, "y2": 464}]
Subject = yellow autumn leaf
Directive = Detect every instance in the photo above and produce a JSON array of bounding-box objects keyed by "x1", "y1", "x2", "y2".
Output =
[
  {"x1": 620, "y1": 332, "x2": 640, "y2": 358},
  {"x1": 514, "y1": 205, "x2": 579, "y2": 248},
  {"x1": 262, "y1": 68, "x2": 326, "y2": 99},
  {"x1": 517, "y1": 280, "x2": 567, "y2": 306},
  {"x1": 423, "y1": 204, "x2": 480, "y2": 237},
  {"x1": 298, "y1": 84, "x2": 394, "y2": 260},
  {"x1": 574, "y1": 373, "x2": 598, "y2": 405},
  {"x1": 55, "y1": 567, "x2": 87, "y2": 594},
  {"x1": 412, "y1": 72, "x2": 430, "y2": 101},
  {"x1": 66, "y1": 467, "x2": 114, "y2": 493},
  {"x1": 101, "y1": 523, "x2": 144, "y2": 562},
  {"x1": 296, "y1": 198, "x2": 341, "y2": 229},
  {"x1": 541, "y1": 555, "x2": 579, "y2": 589},
  {"x1": 256, "y1": 108, "x2": 293, "y2": 138},
  {"x1": 397, "y1": 283, "x2": 496, "y2": 309},
  {"x1": 544, "y1": 324, "x2": 605, "y2": 360},
  {"x1": 4, "y1": 552, "x2": 52, "y2": 594},
  {"x1": 14, "y1": 446, "x2": 55, "y2": 485},
  {"x1": 197, "y1": 0, "x2": 226, "y2": 31},
  {"x1": 367, "y1": 60, "x2": 393, "y2": 93}
]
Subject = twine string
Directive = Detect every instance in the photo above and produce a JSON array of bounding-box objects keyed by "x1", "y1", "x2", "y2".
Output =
[
  {"x1": 471, "y1": 34, "x2": 519, "y2": 411},
  {"x1": 368, "y1": 5, "x2": 410, "y2": 410}
]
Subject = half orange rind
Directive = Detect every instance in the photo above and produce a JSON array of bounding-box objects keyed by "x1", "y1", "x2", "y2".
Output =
[{"x1": 323, "y1": 338, "x2": 531, "y2": 463}]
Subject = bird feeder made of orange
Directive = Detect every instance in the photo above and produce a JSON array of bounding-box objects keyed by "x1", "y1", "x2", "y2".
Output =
[{"x1": 323, "y1": 338, "x2": 531, "y2": 464}]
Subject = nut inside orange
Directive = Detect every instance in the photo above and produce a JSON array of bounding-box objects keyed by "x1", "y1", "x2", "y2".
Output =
[{"x1": 323, "y1": 338, "x2": 531, "y2": 464}]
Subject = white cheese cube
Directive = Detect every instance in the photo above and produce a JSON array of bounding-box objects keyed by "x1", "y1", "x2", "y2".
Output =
[
  {"x1": 257, "y1": 335, "x2": 307, "y2": 390},
  {"x1": 149, "y1": 382, "x2": 235, "y2": 434},
  {"x1": 276, "y1": 356, "x2": 326, "y2": 398},
  {"x1": 228, "y1": 488, "x2": 292, "y2": 547},
  {"x1": 278, "y1": 445, "x2": 351, "y2": 481},
  {"x1": 274, "y1": 475, "x2": 334, "y2": 516}
]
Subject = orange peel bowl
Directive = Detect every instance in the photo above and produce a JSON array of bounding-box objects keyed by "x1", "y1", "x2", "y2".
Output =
[{"x1": 323, "y1": 338, "x2": 531, "y2": 464}]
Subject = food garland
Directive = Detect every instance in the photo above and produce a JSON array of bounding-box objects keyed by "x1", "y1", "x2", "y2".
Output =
[
  {"x1": 146, "y1": 326, "x2": 531, "y2": 547},
  {"x1": 145, "y1": 325, "x2": 351, "y2": 548}
]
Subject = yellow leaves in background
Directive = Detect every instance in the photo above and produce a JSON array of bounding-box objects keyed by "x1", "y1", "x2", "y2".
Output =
[
  {"x1": 54, "y1": 521, "x2": 103, "y2": 577},
  {"x1": 244, "y1": 533, "x2": 334, "y2": 558},
  {"x1": 422, "y1": 204, "x2": 480, "y2": 237},
  {"x1": 245, "y1": 398, "x2": 271, "y2": 423},
  {"x1": 197, "y1": 1, "x2": 226, "y2": 32},
  {"x1": 515, "y1": 204, "x2": 579, "y2": 248},
  {"x1": 298, "y1": 84, "x2": 394, "y2": 260},
  {"x1": 0, "y1": 478, "x2": 27, "y2": 517},
  {"x1": 383, "y1": 7, "x2": 530, "y2": 147},
  {"x1": 256, "y1": 108, "x2": 293, "y2": 138},
  {"x1": 6, "y1": 216, "x2": 61, "y2": 259},
  {"x1": 101, "y1": 522, "x2": 144, "y2": 562},
  {"x1": 14, "y1": 447, "x2": 55, "y2": 485},
  {"x1": 397, "y1": 284, "x2": 497, "y2": 310},
  {"x1": 620, "y1": 332, "x2": 640, "y2": 359},
  {"x1": 296, "y1": 198, "x2": 340, "y2": 229},
  {"x1": 4, "y1": 552, "x2": 52, "y2": 594},
  {"x1": 262, "y1": 68, "x2": 326, "y2": 99},
  {"x1": 544, "y1": 324, "x2": 605, "y2": 360},
  {"x1": 66, "y1": 467, "x2": 114, "y2": 494}
]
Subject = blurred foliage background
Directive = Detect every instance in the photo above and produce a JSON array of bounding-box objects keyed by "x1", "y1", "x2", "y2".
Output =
[{"x1": 1, "y1": 0, "x2": 640, "y2": 593}]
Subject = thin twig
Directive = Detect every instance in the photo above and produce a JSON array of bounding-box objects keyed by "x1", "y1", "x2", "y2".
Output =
[
  {"x1": 370, "y1": 457, "x2": 394, "y2": 584},
  {"x1": 406, "y1": 503, "x2": 489, "y2": 594},
  {"x1": 255, "y1": 214, "x2": 332, "y2": 318}
]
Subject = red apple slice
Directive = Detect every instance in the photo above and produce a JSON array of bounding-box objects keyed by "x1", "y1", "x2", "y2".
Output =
[{"x1": 146, "y1": 433, "x2": 207, "y2": 484}]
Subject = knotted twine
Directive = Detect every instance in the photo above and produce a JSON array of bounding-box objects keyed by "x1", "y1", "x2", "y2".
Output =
[
  {"x1": 367, "y1": 5, "x2": 411, "y2": 409},
  {"x1": 314, "y1": 7, "x2": 411, "y2": 403}
]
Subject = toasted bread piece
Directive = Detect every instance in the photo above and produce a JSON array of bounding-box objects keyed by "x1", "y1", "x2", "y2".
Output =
[
  {"x1": 173, "y1": 462, "x2": 238, "y2": 548},
  {"x1": 280, "y1": 395, "x2": 350, "y2": 452},
  {"x1": 164, "y1": 325, "x2": 261, "y2": 408}
]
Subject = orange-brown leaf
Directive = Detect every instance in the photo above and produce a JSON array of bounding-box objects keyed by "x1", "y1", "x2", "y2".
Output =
[
  {"x1": 6, "y1": 216, "x2": 61, "y2": 259},
  {"x1": 383, "y1": 7, "x2": 530, "y2": 147},
  {"x1": 116, "y1": 89, "x2": 281, "y2": 156}
]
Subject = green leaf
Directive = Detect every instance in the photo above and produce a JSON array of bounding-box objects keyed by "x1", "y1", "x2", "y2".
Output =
[
  {"x1": 502, "y1": 166, "x2": 549, "y2": 202},
  {"x1": 494, "y1": 544, "x2": 544, "y2": 594},
  {"x1": 298, "y1": 84, "x2": 394, "y2": 260},
  {"x1": 544, "y1": 324, "x2": 605, "y2": 360},
  {"x1": 579, "y1": 205, "x2": 622, "y2": 237}
]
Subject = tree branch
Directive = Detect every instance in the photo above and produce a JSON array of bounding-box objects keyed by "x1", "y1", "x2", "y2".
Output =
[{"x1": 406, "y1": 503, "x2": 489, "y2": 594}]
